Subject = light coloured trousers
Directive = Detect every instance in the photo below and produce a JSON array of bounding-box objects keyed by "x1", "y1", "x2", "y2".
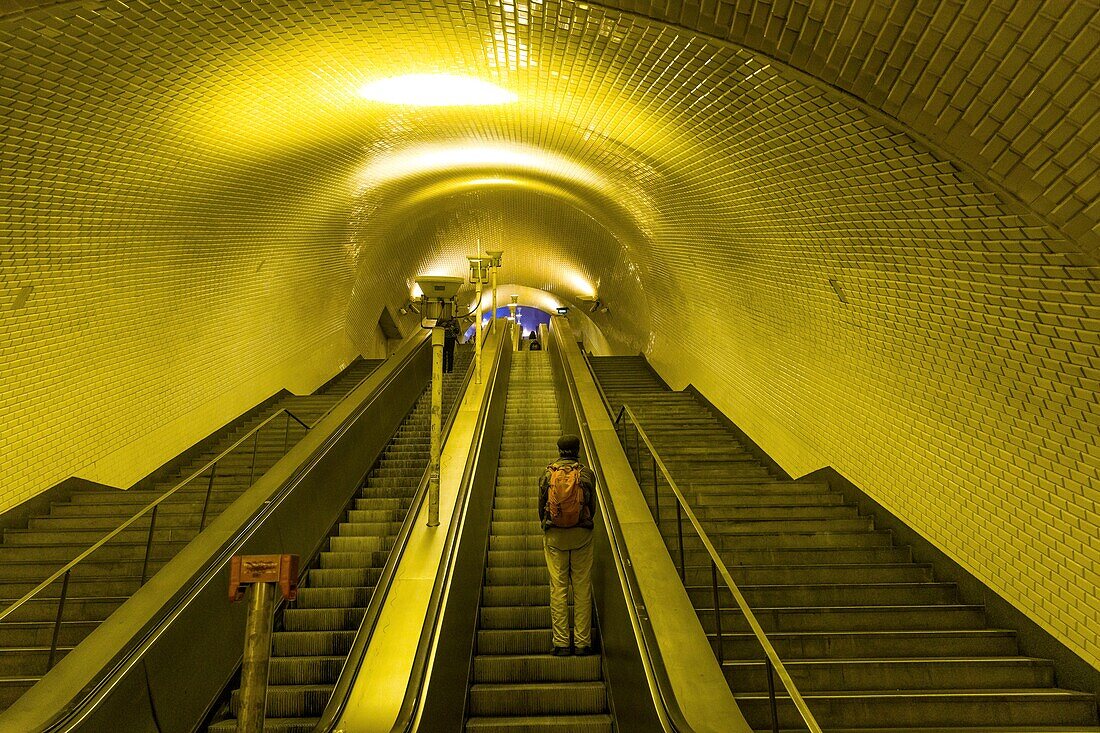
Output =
[{"x1": 543, "y1": 534, "x2": 593, "y2": 648}]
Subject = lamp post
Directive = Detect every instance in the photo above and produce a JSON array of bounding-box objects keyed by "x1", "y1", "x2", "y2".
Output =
[
  {"x1": 485, "y1": 249, "x2": 503, "y2": 335},
  {"x1": 415, "y1": 275, "x2": 464, "y2": 527},
  {"x1": 467, "y1": 256, "x2": 490, "y2": 384},
  {"x1": 509, "y1": 294, "x2": 520, "y2": 351}
]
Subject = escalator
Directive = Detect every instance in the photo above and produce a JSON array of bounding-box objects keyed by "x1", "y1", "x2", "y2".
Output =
[
  {"x1": 465, "y1": 350, "x2": 612, "y2": 732},
  {"x1": 0, "y1": 358, "x2": 381, "y2": 712},
  {"x1": 588, "y1": 355, "x2": 1099, "y2": 730},
  {"x1": 207, "y1": 347, "x2": 473, "y2": 731}
]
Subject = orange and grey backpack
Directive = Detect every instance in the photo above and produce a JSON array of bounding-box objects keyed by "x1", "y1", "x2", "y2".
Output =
[{"x1": 545, "y1": 461, "x2": 586, "y2": 528}]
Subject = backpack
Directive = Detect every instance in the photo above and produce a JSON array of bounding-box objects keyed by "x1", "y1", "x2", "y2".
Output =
[{"x1": 545, "y1": 462, "x2": 586, "y2": 528}]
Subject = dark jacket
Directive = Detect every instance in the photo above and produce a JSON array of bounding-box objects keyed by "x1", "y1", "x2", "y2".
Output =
[
  {"x1": 441, "y1": 318, "x2": 460, "y2": 343},
  {"x1": 538, "y1": 457, "x2": 596, "y2": 530}
]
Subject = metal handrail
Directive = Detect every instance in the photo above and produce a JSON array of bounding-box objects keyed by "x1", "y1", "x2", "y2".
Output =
[
  {"x1": 0, "y1": 359, "x2": 386, "y2": 670},
  {"x1": 613, "y1": 403, "x2": 823, "y2": 733}
]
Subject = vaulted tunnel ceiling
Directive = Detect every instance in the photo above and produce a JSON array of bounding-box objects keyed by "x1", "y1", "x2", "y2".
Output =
[{"x1": 1, "y1": 1, "x2": 1097, "y2": 667}]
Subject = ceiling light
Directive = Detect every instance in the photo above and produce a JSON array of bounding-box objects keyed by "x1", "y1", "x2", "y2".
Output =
[{"x1": 358, "y1": 74, "x2": 517, "y2": 106}]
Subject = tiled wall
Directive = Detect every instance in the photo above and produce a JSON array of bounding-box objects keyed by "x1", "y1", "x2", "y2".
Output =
[
  {"x1": 610, "y1": 0, "x2": 1100, "y2": 264},
  {"x1": 1, "y1": 0, "x2": 1095, "y2": 669}
]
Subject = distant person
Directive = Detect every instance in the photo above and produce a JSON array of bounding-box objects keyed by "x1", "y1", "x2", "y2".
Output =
[
  {"x1": 529, "y1": 330, "x2": 538, "y2": 340},
  {"x1": 440, "y1": 316, "x2": 459, "y2": 373},
  {"x1": 539, "y1": 434, "x2": 596, "y2": 656},
  {"x1": 529, "y1": 339, "x2": 542, "y2": 351}
]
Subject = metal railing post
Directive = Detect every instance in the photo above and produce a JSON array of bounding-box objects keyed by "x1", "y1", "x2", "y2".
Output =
[
  {"x1": 248, "y1": 428, "x2": 260, "y2": 485},
  {"x1": 199, "y1": 462, "x2": 218, "y2": 531},
  {"x1": 632, "y1": 421, "x2": 641, "y2": 471},
  {"x1": 711, "y1": 560, "x2": 724, "y2": 666},
  {"x1": 282, "y1": 411, "x2": 292, "y2": 453},
  {"x1": 651, "y1": 451, "x2": 661, "y2": 526},
  {"x1": 676, "y1": 501, "x2": 686, "y2": 580},
  {"x1": 140, "y1": 505, "x2": 159, "y2": 585},
  {"x1": 766, "y1": 655, "x2": 780, "y2": 733},
  {"x1": 46, "y1": 570, "x2": 71, "y2": 671}
]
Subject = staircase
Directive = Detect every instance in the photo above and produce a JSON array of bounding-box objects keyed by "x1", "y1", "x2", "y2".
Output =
[
  {"x1": 208, "y1": 346, "x2": 473, "y2": 732},
  {"x1": 0, "y1": 358, "x2": 382, "y2": 712},
  {"x1": 466, "y1": 351, "x2": 612, "y2": 732},
  {"x1": 588, "y1": 355, "x2": 1098, "y2": 731}
]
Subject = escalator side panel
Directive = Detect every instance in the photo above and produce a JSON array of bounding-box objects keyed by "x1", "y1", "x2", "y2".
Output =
[
  {"x1": 546, "y1": 334, "x2": 663, "y2": 733},
  {"x1": 139, "y1": 351, "x2": 432, "y2": 733},
  {"x1": 1, "y1": 340, "x2": 431, "y2": 733},
  {"x1": 416, "y1": 343, "x2": 512, "y2": 732}
]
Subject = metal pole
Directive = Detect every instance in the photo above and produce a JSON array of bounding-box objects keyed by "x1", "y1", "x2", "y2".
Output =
[
  {"x1": 711, "y1": 560, "x2": 724, "y2": 665},
  {"x1": 491, "y1": 265, "x2": 498, "y2": 333},
  {"x1": 248, "y1": 429, "x2": 260, "y2": 485},
  {"x1": 428, "y1": 325, "x2": 443, "y2": 527},
  {"x1": 47, "y1": 570, "x2": 70, "y2": 671},
  {"x1": 765, "y1": 656, "x2": 780, "y2": 733},
  {"x1": 200, "y1": 462, "x2": 218, "y2": 531},
  {"x1": 676, "y1": 501, "x2": 686, "y2": 580},
  {"x1": 474, "y1": 282, "x2": 483, "y2": 384},
  {"x1": 235, "y1": 581, "x2": 277, "y2": 733},
  {"x1": 652, "y1": 452, "x2": 661, "y2": 527},
  {"x1": 282, "y1": 411, "x2": 291, "y2": 453},
  {"x1": 633, "y1": 423, "x2": 641, "y2": 472},
  {"x1": 140, "y1": 504, "x2": 159, "y2": 584},
  {"x1": 508, "y1": 302, "x2": 518, "y2": 351}
]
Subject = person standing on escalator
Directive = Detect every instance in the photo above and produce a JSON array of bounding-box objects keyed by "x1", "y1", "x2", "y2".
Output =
[
  {"x1": 440, "y1": 316, "x2": 460, "y2": 373},
  {"x1": 539, "y1": 434, "x2": 597, "y2": 657}
]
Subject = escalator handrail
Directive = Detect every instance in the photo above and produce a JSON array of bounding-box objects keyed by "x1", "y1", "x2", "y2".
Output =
[
  {"x1": 389, "y1": 323, "x2": 510, "y2": 732},
  {"x1": 311, "y1": 343, "x2": 479, "y2": 733},
  {"x1": 613, "y1": 403, "x2": 824, "y2": 733},
  {"x1": 554, "y1": 326, "x2": 688, "y2": 732}
]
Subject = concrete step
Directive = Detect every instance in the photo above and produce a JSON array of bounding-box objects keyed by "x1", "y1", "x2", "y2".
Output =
[
  {"x1": 722, "y1": 656, "x2": 1056, "y2": 693},
  {"x1": 686, "y1": 581, "x2": 959, "y2": 608},
  {"x1": 709, "y1": 628, "x2": 1020, "y2": 660},
  {"x1": 696, "y1": 604, "x2": 987, "y2": 633},
  {"x1": 734, "y1": 688, "x2": 1099, "y2": 728}
]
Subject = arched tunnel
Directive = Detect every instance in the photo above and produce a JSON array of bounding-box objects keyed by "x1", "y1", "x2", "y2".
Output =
[{"x1": 1, "y1": 1, "x2": 1097, "y2": 730}]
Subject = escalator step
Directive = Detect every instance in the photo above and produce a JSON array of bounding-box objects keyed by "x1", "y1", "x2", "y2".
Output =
[
  {"x1": 469, "y1": 681, "x2": 607, "y2": 715},
  {"x1": 473, "y1": 654, "x2": 601, "y2": 682},
  {"x1": 465, "y1": 714, "x2": 612, "y2": 732}
]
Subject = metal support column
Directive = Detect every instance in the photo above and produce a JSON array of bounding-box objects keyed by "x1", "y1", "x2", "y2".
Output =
[
  {"x1": 508, "y1": 300, "x2": 518, "y2": 351},
  {"x1": 474, "y1": 285, "x2": 483, "y2": 384},
  {"x1": 490, "y1": 264, "x2": 498, "y2": 333},
  {"x1": 428, "y1": 324, "x2": 444, "y2": 527}
]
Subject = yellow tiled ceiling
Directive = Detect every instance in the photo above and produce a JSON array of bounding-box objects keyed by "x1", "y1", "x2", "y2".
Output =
[{"x1": 1, "y1": 1, "x2": 1097, "y2": 666}]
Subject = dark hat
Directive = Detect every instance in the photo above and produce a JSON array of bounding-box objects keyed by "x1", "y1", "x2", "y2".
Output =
[{"x1": 557, "y1": 434, "x2": 581, "y2": 457}]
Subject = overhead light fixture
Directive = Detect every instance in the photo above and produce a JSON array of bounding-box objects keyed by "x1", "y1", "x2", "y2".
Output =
[{"x1": 358, "y1": 74, "x2": 517, "y2": 107}]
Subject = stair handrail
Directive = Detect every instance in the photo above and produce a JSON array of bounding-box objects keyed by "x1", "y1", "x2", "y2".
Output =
[
  {"x1": 0, "y1": 403, "x2": 320, "y2": 662},
  {"x1": 613, "y1": 403, "x2": 823, "y2": 733}
]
